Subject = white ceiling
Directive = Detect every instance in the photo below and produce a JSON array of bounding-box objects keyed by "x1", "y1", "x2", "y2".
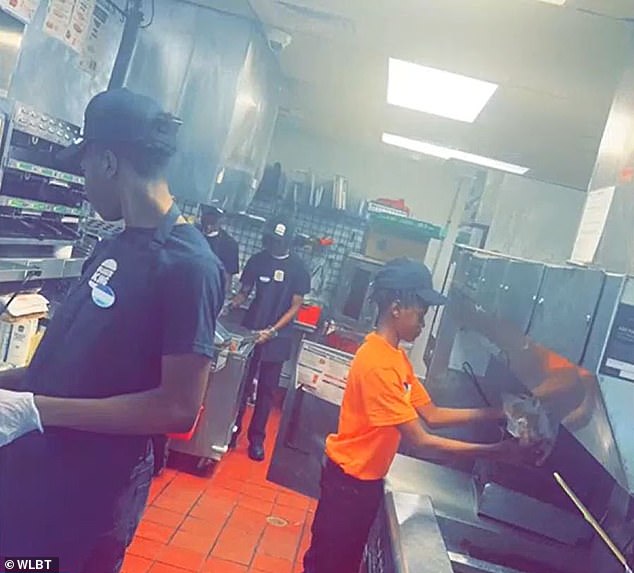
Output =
[{"x1": 197, "y1": 0, "x2": 634, "y2": 190}]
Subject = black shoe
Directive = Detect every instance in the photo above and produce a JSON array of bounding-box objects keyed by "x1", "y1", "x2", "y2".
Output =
[
  {"x1": 248, "y1": 443, "x2": 265, "y2": 462},
  {"x1": 229, "y1": 433, "x2": 238, "y2": 450}
]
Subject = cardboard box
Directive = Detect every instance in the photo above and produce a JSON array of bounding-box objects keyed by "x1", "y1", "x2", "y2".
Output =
[
  {"x1": 5, "y1": 318, "x2": 38, "y2": 367},
  {"x1": 0, "y1": 293, "x2": 48, "y2": 367},
  {"x1": 363, "y1": 228, "x2": 429, "y2": 265}
]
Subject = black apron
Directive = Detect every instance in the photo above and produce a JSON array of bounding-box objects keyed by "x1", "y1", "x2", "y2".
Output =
[{"x1": 0, "y1": 204, "x2": 182, "y2": 567}]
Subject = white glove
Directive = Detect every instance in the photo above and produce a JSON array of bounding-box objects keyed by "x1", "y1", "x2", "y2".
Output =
[
  {"x1": 502, "y1": 393, "x2": 556, "y2": 446},
  {"x1": 0, "y1": 389, "x2": 43, "y2": 447}
]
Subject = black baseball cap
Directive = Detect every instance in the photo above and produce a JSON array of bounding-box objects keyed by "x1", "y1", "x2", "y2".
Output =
[
  {"x1": 263, "y1": 215, "x2": 295, "y2": 240},
  {"x1": 374, "y1": 258, "x2": 447, "y2": 306},
  {"x1": 58, "y1": 88, "x2": 182, "y2": 163}
]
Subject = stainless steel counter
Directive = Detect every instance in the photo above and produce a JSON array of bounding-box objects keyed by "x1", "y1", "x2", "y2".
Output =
[
  {"x1": 169, "y1": 318, "x2": 255, "y2": 468},
  {"x1": 0, "y1": 257, "x2": 84, "y2": 283},
  {"x1": 377, "y1": 455, "x2": 593, "y2": 573},
  {"x1": 383, "y1": 491, "x2": 454, "y2": 573}
]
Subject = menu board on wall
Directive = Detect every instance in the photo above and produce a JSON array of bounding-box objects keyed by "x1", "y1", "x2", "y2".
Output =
[
  {"x1": 43, "y1": 0, "x2": 95, "y2": 53},
  {"x1": 0, "y1": 0, "x2": 41, "y2": 23},
  {"x1": 77, "y1": 0, "x2": 118, "y2": 76}
]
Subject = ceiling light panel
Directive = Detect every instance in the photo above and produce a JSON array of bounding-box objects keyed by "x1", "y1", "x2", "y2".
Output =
[
  {"x1": 382, "y1": 133, "x2": 529, "y2": 175},
  {"x1": 387, "y1": 58, "x2": 498, "y2": 122},
  {"x1": 538, "y1": 0, "x2": 566, "y2": 5}
]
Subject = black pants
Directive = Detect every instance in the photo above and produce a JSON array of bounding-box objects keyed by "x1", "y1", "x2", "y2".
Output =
[
  {"x1": 234, "y1": 351, "x2": 284, "y2": 446},
  {"x1": 151, "y1": 435, "x2": 169, "y2": 476},
  {"x1": 6, "y1": 446, "x2": 154, "y2": 573},
  {"x1": 303, "y1": 458, "x2": 383, "y2": 573},
  {"x1": 80, "y1": 449, "x2": 153, "y2": 573}
]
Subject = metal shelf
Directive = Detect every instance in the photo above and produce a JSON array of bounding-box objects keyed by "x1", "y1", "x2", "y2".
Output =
[
  {"x1": 0, "y1": 195, "x2": 83, "y2": 216},
  {"x1": 0, "y1": 237, "x2": 72, "y2": 246},
  {"x1": 0, "y1": 256, "x2": 85, "y2": 284},
  {"x1": 5, "y1": 158, "x2": 85, "y2": 186}
]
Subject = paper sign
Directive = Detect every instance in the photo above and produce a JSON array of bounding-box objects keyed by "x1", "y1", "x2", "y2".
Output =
[
  {"x1": 602, "y1": 303, "x2": 634, "y2": 382},
  {"x1": 571, "y1": 186, "x2": 615, "y2": 263},
  {"x1": 67, "y1": 0, "x2": 94, "y2": 51},
  {"x1": 302, "y1": 380, "x2": 346, "y2": 406},
  {"x1": 77, "y1": 0, "x2": 117, "y2": 75},
  {"x1": 44, "y1": 0, "x2": 75, "y2": 44},
  {"x1": 44, "y1": 0, "x2": 95, "y2": 53},
  {"x1": 295, "y1": 340, "x2": 352, "y2": 406},
  {"x1": 0, "y1": 0, "x2": 41, "y2": 23}
]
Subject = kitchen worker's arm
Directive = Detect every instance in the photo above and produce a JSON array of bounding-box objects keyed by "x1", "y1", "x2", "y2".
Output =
[
  {"x1": 0, "y1": 367, "x2": 26, "y2": 391},
  {"x1": 255, "y1": 294, "x2": 304, "y2": 344},
  {"x1": 416, "y1": 402, "x2": 504, "y2": 429},
  {"x1": 398, "y1": 418, "x2": 515, "y2": 460},
  {"x1": 34, "y1": 354, "x2": 210, "y2": 434},
  {"x1": 366, "y1": 369, "x2": 519, "y2": 462},
  {"x1": 269, "y1": 294, "x2": 303, "y2": 332},
  {"x1": 410, "y1": 377, "x2": 503, "y2": 429}
]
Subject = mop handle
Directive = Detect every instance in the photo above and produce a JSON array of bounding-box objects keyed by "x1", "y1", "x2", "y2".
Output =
[{"x1": 554, "y1": 472, "x2": 629, "y2": 570}]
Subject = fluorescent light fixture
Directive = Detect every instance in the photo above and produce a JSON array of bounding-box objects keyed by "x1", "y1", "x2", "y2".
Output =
[
  {"x1": 387, "y1": 58, "x2": 498, "y2": 122},
  {"x1": 382, "y1": 133, "x2": 529, "y2": 175},
  {"x1": 538, "y1": 0, "x2": 566, "y2": 5}
]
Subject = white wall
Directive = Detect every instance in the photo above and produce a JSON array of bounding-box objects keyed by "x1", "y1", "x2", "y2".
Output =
[
  {"x1": 485, "y1": 174, "x2": 585, "y2": 263},
  {"x1": 268, "y1": 122, "x2": 457, "y2": 226}
]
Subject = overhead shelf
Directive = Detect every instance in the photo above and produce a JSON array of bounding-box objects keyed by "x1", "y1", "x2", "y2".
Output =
[
  {"x1": 5, "y1": 158, "x2": 85, "y2": 186},
  {"x1": 0, "y1": 257, "x2": 85, "y2": 284},
  {"x1": 368, "y1": 211, "x2": 446, "y2": 241},
  {"x1": 0, "y1": 195, "x2": 83, "y2": 216}
]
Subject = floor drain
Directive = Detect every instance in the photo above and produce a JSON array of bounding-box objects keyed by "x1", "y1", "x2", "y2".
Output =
[{"x1": 267, "y1": 516, "x2": 288, "y2": 527}]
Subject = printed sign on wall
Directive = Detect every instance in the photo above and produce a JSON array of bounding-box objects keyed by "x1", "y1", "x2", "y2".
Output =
[
  {"x1": 571, "y1": 186, "x2": 615, "y2": 264},
  {"x1": 43, "y1": 0, "x2": 94, "y2": 53},
  {"x1": 0, "y1": 0, "x2": 41, "y2": 23},
  {"x1": 77, "y1": 0, "x2": 118, "y2": 76}
]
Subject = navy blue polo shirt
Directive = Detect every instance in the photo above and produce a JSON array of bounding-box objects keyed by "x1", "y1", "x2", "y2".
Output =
[
  {"x1": 25, "y1": 224, "x2": 224, "y2": 396},
  {"x1": 206, "y1": 228, "x2": 240, "y2": 276},
  {"x1": 0, "y1": 222, "x2": 224, "y2": 552},
  {"x1": 241, "y1": 250, "x2": 311, "y2": 362}
]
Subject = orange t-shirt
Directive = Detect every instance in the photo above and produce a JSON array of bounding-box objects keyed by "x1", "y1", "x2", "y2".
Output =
[{"x1": 325, "y1": 332, "x2": 431, "y2": 480}]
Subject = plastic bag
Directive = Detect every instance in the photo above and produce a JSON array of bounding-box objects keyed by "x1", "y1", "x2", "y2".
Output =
[{"x1": 502, "y1": 393, "x2": 557, "y2": 448}]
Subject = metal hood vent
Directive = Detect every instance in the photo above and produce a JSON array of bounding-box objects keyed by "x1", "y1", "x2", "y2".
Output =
[{"x1": 251, "y1": 0, "x2": 355, "y2": 38}]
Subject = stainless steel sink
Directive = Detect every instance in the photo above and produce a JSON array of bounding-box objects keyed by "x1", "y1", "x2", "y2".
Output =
[{"x1": 449, "y1": 552, "x2": 535, "y2": 573}]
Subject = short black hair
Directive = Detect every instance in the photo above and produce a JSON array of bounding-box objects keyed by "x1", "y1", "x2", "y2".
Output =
[
  {"x1": 95, "y1": 141, "x2": 172, "y2": 180},
  {"x1": 371, "y1": 286, "x2": 427, "y2": 319}
]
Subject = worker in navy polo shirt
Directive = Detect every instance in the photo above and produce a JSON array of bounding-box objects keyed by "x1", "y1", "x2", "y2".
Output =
[
  {"x1": 200, "y1": 204, "x2": 240, "y2": 292},
  {"x1": 0, "y1": 89, "x2": 224, "y2": 572},
  {"x1": 231, "y1": 215, "x2": 311, "y2": 461}
]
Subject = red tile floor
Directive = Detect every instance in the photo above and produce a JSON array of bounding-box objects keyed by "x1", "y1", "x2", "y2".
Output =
[{"x1": 122, "y1": 409, "x2": 315, "y2": 573}]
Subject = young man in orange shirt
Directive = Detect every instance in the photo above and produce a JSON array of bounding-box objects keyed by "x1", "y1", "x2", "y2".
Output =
[{"x1": 302, "y1": 258, "x2": 530, "y2": 573}]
